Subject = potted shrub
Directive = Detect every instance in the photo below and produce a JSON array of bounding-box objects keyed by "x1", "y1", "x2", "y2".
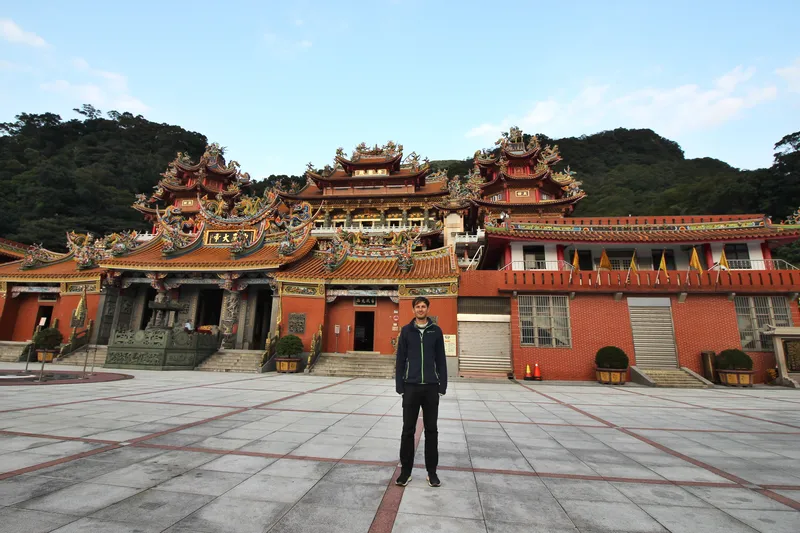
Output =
[
  {"x1": 275, "y1": 334, "x2": 304, "y2": 373},
  {"x1": 33, "y1": 327, "x2": 63, "y2": 363},
  {"x1": 595, "y1": 346, "x2": 629, "y2": 385},
  {"x1": 715, "y1": 349, "x2": 754, "y2": 387}
]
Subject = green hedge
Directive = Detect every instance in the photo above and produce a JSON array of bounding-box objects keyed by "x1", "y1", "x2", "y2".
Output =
[
  {"x1": 33, "y1": 328, "x2": 63, "y2": 350},
  {"x1": 276, "y1": 335, "x2": 304, "y2": 357},
  {"x1": 715, "y1": 349, "x2": 753, "y2": 370},
  {"x1": 595, "y1": 346, "x2": 629, "y2": 369}
]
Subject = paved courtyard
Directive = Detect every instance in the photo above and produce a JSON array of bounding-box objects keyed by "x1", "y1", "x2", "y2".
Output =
[{"x1": 0, "y1": 364, "x2": 798, "y2": 532}]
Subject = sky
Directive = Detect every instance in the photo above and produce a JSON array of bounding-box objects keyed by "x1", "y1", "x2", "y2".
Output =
[{"x1": 1, "y1": 0, "x2": 799, "y2": 179}]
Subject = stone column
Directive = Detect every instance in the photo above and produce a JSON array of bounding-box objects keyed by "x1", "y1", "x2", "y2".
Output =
[
  {"x1": 401, "y1": 208, "x2": 408, "y2": 226},
  {"x1": 324, "y1": 210, "x2": 332, "y2": 228},
  {"x1": 130, "y1": 285, "x2": 148, "y2": 331},
  {"x1": 423, "y1": 207, "x2": 430, "y2": 229},
  {"x1": 344, "y1": 210, "x2": 352, "y2": 228},
  {"x1": 268, "y1": 293, "x2": 281, "y2": 339},
  {"x1": 220, "y1": 289, "x2": 242, "y2": 349},
  {"x1": 380, "y1": 209, "x2": 387, "y2": 226}
]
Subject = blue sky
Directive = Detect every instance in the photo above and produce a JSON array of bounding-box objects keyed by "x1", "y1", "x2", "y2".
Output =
[{"x1": 1, "y1": 1, "x2": 799, "y2": 179}]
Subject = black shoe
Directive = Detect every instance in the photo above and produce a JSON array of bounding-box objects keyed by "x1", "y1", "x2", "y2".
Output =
[
  {"x1": 427, "y1": 472, "x2": 441, "y2": 487},
  {"x1": 395, "y1": 472, "x2": 411, "y2": 486}
]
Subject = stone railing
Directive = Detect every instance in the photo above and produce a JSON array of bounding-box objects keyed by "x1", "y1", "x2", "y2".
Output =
[{"x1": 105, "y1": 328, "x2": 219, "y2": 370}]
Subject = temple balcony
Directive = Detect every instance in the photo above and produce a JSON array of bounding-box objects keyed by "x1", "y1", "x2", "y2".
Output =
[
  {"x1": 311, "y1": 224, "x2": 434, "y2": 236},
  {"x1": 460, "y1": 268, "x2": 800, "y2": 297},
  {"x1": 500, "y1": 258, "x2": 798, "y2": 272}
]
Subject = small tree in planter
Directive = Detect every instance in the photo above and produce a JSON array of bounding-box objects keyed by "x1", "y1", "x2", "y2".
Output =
[
  {"x1": 715, "y1": 349, "x2": 754, "y2": 387},
  {"x1": 595, "y1": 346, "x2": 629, "y2": 384},
  {"x1": 275, "y1": 334, "x2": 304, "y2": 373},
  {"x1": 33, "y1": 328, "x2": 63, "y2": 362}
]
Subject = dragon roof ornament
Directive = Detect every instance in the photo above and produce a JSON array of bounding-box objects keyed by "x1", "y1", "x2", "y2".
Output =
[
  {"x1": 349, "y1": 141, "x2": 404, "y2": 161},
  {"x1": 317, "y1": 228, "x2": 422, "y2": 273},
  {"x1": 20, "y1": 243, "x2": 62, "y2": 270},
  {"x1": 784, "y1": 207, "x2": 800, "y2": 225},
  {"x1": 66, "y1": 230, "x2": 140, "y2": 269}
]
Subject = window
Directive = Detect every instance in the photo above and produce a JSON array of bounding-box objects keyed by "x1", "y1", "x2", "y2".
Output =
[
  {"x1": 522, "y1": 245, "x2": 546, "y2": 270},
  {"x1": 540, "y1": 192, "x2": 553, "y2": 201},
  {"x1": 725, "y1": 243, "x2": 751, "y2": 269},
  {"x1": 569, "y1": 250, "x2": 594, "y2": 271},
  {"x1": 734, "y1": 296, "x2": 792, "y2": 351},
  {"x1": 607, "y1": 250, "x2": 635, "y2": 271},
  {"x1": 518, "y1": 295, "x2": 572, "y2": 347},
  {"x1": 651, "y1": 250, "x2": 676, "y2": 271}
]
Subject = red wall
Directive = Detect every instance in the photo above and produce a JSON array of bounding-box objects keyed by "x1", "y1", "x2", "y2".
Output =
[
  {"x1": 280, "y1": 295, "x2": 326, "y2": 352},
  {"x1": 0, "y1": 295, "x2": 18, "y2": 340},
  {"x1": 511, "y1": 294, "x2": 636, "y2": 381},
  {"x1": 1, "y1": 293, "x2": 101, "y2": 343},
  {"x1": 510, "y1": 293, "x2": 799, "y2": 383},
  {"x1": 10, "y1": 294, "x2": 48, "y2": 341}
]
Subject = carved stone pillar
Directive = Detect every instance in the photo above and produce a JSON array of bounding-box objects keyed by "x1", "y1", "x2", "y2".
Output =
[
  {"x1": 324, "y1": 210, "x2": 332, "y2": 228},
  {"x1": 423, "y1": 207, "x2": 430, "y2": 228},
  {"x1": 380, "y1": 209, "x2": 387, "y2": 226},
  {"x1": 401, "y1": 208, "x2": 408, "y2": 226},
  {"x1": 220, "y1": 289, "x2": 242, "y2": 349},
  {"x1": 344, "y1": 209, "x2": 352, "y2": 227}
]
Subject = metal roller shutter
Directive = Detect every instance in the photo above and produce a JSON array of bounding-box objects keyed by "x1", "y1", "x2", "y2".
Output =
[
  {"x1": 628, "y1": 306, "x2": 678, "y2": 368},
  {"x1": 457, "y1": 321, "x2": 512, "y2": 375}
]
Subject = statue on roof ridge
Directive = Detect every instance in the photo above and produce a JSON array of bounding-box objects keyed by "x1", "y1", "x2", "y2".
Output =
[
  {"x1": 784, "y1": 207, "x2": 800, "y2": 225},
  {"x1": 526, "y1": 135, "x2": 540, "y2": 152},
  {"x1": 540, "y1": 145, "x2": 561, "y2": 165}
]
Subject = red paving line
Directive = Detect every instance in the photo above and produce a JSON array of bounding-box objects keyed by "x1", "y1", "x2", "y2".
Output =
[
  {"x1": 614, "y1": 386, "x2": 800, "y2": 430},
  {"x1": 127, "y1": 378, "x2": 357, "y2": 446},
  {"x1": 756, "y1": 489, "x2": 800, "y2": 511},
  {"x1": 517, "y1": 382, "x2": 614, "y2": 427},
  {"x1": 0, "y1": 373, "x2": 277, "y2": 414},
  {"x1": 368, "y1": 418, "x2": 424, "y2": 533},
  {"x1": 0, "y1": 443, "x2": 121, "y2": 481},
  {"x1": 516, "y1": 380, "x2": 800, "y2": 509},
  {"x1": 0, "y1": 429, "x2": 118, "y2": 445},
  {"x1": 110, "y1": 398, "x2": 245, "y2": 409}
]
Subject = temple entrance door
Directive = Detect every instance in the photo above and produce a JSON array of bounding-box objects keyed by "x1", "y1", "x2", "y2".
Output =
[
  {"x1": 252, "y1": 288, "x2": 273, "y2": 349},
  {"x1": 33, "y1": 305, "x2": 53, "y2": 335},
  {"x1": 196, "y1": 289, "x2": 224, "y2": 329},
  {"x1": 354, "y1": 311, "x2": 375, "y2": 351}
]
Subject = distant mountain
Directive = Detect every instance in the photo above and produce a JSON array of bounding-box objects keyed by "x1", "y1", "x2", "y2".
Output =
[{"x1": 1, "y1": 106, "x2": 797, "y2": 261}]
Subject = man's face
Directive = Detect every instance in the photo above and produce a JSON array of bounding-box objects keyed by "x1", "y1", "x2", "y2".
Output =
[{"x1": 414, "y1": 302, "x2": 429, "y2": 319}]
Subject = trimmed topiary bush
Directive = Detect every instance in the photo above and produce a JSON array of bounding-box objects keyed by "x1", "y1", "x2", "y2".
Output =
[
  {"x1": 715, "y1": 349, "x2": 753, "y2": 371},
  {"x1": 276, "y1": 334, "x2": 304, "y2": 357},
  {"x1": 33, "y1": 328, "x2": 63, "y2": 350},
  {"x1": 595, "y1": 346, "x2": 629, "y2": 369}
]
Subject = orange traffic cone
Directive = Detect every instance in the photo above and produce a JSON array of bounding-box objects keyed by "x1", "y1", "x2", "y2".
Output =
[
  {"x1": 524, "y1": 364, "x2": 533, "y2": 381},
  {"x1": 532, "y1": 363, "x2": 542, "y2": 381}
]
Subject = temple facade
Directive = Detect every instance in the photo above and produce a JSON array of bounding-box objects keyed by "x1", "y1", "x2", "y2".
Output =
[{"x1": 1, "y1": 132, "x2": 799, "y2": 382}]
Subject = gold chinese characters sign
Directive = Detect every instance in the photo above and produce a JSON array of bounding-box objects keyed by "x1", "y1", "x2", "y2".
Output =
[{"x1": 204, "y1": 229, "x2": 256, "y2": 246}]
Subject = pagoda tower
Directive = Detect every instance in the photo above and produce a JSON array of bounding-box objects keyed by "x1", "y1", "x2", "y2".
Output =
[
  {"x1": 280, "y1": 142, "x2": 446, "y2": 241},
  {"x1": 473, "y1": 127, "x2": 585, "y2": 227},
  {"x1": 133, "y1": 143, "x2": 252, "y2": 231}
]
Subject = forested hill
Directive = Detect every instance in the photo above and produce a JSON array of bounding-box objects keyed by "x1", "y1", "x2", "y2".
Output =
[{"x1": 1, "y1": 107, "x2": 798, "y2": 260}]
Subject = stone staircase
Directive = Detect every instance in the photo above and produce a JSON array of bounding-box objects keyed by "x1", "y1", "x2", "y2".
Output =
[
  {"x1": 310, "y1": 353, "x2": 395, "y2": 379},
  {"x1": 53, "y1": 345, "x2": 108, "y2": 367},
  {"x1": 0, "y1": 341, "x2": 29, "y2": 363},
  {"x1": 195, "y1": 350, "x2": 263, "y2": 373},
  {"x1": 634, "y1": 367, "x2": 712, "y2": 388}
]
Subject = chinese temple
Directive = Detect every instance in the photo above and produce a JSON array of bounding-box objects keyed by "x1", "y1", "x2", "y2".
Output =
[{"x1": 1, "y1": 132, "x2": 799, "y2": 385}]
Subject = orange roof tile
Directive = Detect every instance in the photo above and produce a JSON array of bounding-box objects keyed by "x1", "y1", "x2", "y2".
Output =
[
  {"x1": 276, "y1": 247, "x2": 458, "y2": 282},
  {"x1": 0, "y1": 237, "x2": 27, "y2": 260},
  {"x1": 0, "y1": 258, "x2": 103, "y2": 280},
  {"x1": 100, "y1": 236, "x2": 316, "y2": 271},
  {"x1": 486, "y1": 216, "x2": 800, "y2": 244}
]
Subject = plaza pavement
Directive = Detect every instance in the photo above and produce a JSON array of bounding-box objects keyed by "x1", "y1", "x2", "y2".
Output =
[{"x1": 0, "y1": 364, "x2": 799, "y2": 532}]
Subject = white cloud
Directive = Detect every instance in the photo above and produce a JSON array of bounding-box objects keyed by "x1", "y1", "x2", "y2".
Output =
[
  {"x1": 776, "y1": 58, "x2": 800, "y2": 93},
  {"x1": 40, "y1": 58, "x2": 148, "y2": 113},
  {"x1": 466, "y1": 66, "x2": 777, "y2": 141},
  {"x1": 0, "y1": 18, "x2": 47, "y2": 47},
  {"x1": 0, "y1": 59, "x2": 38, "y2": 73}
]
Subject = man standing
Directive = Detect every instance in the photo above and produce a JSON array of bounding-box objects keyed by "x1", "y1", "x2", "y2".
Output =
[{"x1": 395, "y1": 296, "x2": 447, "y2": 487}]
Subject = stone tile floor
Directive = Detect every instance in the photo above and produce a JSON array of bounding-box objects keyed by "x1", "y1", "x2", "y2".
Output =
[{"x1": 0, "y1": 363, "x2": 798, "y2": 532}]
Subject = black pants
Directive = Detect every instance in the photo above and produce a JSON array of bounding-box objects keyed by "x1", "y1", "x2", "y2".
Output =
[{"x1": 399, "y1": 383, "x2": 439, "y2": 475}]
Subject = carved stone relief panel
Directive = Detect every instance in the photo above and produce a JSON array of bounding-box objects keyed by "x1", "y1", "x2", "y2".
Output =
[{"x1": 288, "y1": 313, "x2": 306, "y2": 335}]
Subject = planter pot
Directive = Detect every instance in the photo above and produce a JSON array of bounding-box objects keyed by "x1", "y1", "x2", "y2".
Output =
[
  {"x1": 717, "y1": 369, "x2": 755, "y2": 387},
  {"x1": 275, "y1": 357, "x2": 301, "y2": 373},
  {"x1": 596, "y1": 367, "x2": 628, "y2": 385},
  {"x1": 36, "y1": 350, "x2": 58, "y2": 363}
]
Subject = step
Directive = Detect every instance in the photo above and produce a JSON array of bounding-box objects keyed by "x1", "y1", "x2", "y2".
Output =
[{"x1": 635, "y1": 368, "x2": 711, "y2": 388}]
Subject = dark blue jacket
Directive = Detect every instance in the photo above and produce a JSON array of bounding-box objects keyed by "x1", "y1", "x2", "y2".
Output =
[{"x1": 395, "y1": 318, "x2": 447, "y2": 395}]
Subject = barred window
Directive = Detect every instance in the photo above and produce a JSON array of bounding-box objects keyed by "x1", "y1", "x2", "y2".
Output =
[
  {"x1": 734, "y1": 296, "x2": 793, "y2": 351},
  {"x1": 518, "y1": 295, "x2": 572, "y2": 347}
]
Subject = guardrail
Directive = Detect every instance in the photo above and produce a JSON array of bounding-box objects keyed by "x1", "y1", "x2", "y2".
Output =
[{"x1": 305, "y1": 325, "x2": 324, "y2": 373}]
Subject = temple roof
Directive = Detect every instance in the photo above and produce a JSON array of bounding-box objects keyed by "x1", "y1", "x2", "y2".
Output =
[
  {"x1": 100, "y1": 234, "x2": 316, "y2": 272},
  {"x1": 485, "y1": 215, "x2": 800, "y2": 244},
  {"x1": 0, "y1": 237, "x2": 27, "y2": 260},
  {"x1": 275, "y1": 245, "x2": 458, "y2": 282},
  {"x1": 285, "y1": 179, "x2": 448, "y2": 201},
  {"x1": 0, "y1": 257, "x2": 103, "y2": 281}
]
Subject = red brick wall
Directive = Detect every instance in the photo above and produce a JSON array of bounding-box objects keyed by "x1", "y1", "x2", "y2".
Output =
[
  {"x1": 399, "y1": 296, "x2": 458, "y2": 338},
  {"x1": 511, "y1": 294, "x2": 636, "y2": 381},
  {"x1": 10, "y1": 294, "x2": 49, "y2": 342},
  {"x1": 1, "y1": 293, "x2": 101, "y2": 344},
  {"x1": 671, "y1": 295, "x2": 742, "y2": 375},
  {"x1": 0, "y1": 295, "x2": 17, "y2": 340}
]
